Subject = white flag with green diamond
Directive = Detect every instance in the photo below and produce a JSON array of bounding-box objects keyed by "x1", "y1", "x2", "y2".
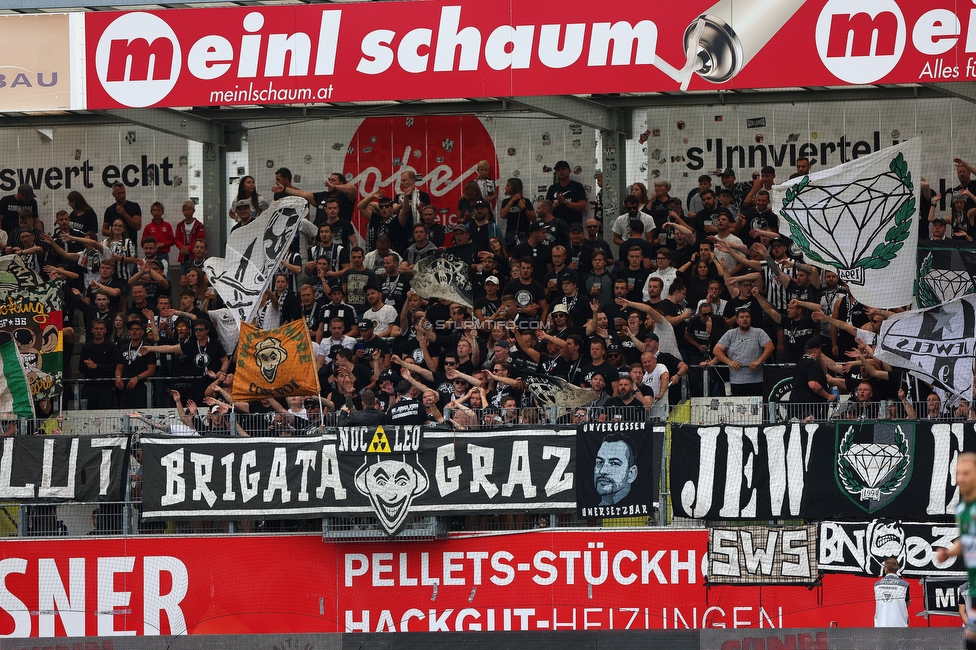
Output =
[{"x1": 773, "y1": 138, "x2": 920, "y2": 309}]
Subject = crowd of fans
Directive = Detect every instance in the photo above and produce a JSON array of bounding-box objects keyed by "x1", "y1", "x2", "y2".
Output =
[{"x1": 2, "y1": 153, "x2": 976, "y2": 431}]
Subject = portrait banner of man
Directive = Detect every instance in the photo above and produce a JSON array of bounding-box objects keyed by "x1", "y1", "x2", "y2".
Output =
[{"x1": 576, "y1": 423, "x2": 655, "y2": 518}]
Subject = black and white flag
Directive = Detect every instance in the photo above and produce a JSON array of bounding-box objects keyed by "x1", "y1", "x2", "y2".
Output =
[
  {"x1": 874, "y1": 294, "x2": 976, "y2": 400},
  {"x1": 522, "y1": 372, "x2": 599, "y2": 410},
  {"x1": 204, "y1": 196, "x2": 309, "y2": 323},
  {"x1": 411, "y1": 251, "x2": 472, "y2": 308}
]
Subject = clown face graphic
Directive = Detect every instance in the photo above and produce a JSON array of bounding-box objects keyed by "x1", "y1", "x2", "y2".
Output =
[{"x1": 355, "y1": 456, "x2": 429, "y2": 535}]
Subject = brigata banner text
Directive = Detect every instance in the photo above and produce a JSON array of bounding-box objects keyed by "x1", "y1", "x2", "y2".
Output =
[
  {"x1": 141, "y1": 427, "x2": 576, "y2": 531},
  {"x1": 83, "y1": 0, "x2": 976, "y2": 109}
]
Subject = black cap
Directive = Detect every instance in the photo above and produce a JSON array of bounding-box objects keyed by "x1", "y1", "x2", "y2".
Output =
[
  {"x1": 559, "y1": 269, "x2": 579, "y2": 284},
  {"x1": 721, "y1": 167, "x2": 735, "y2": 177},
  {"x1": 554, "y1": 160, "x2": 571, "y2": 170},
  {"x1": 804, "y1": 336, "x2": 822, "y2": 351},
  {"x1": 379, "y1": 370, "x2": 397, "y2": 383},
  {"x1": 607, "y1": 342, "x2": 621, "y2": 353},
  {"x1": 358, "y1": 318, "x2": 375, "y2": 330},
  {"x1": 528, "y1": 222, "x2": 545, "y2": 232},
  {"x1": 769, "y1": 237, "x2": 787, "y2": 247},
  {"x1": 17, "y1": 184, "x2": 35, "y2": 200},
  {"x1": 569, "y1": 222, "x2": 584, "y2": 232},
  {"x1": 473, "y1": 200, "x2": 488, "y2": 208},
  {"x1": 126, "y1": 316, "x2": 146, "y2": 328},
  {"x1": 377, "y1": 197, "x2": 393, "y2": 206}
]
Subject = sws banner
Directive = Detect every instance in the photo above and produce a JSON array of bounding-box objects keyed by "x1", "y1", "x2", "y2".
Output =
[
  {"x1": 0, "y1": 435, "x2": 129, "y2": 501},
  {"x1": 671, "y1": 420, "x2": 976, "y2": 521},
  {"x1": 141, "y1": 426, "x2": 576, "y2": 533},
  {"x1": 818, "y1": 519, "x2": 965, "y2": 578},
  {"x1": 708, "y1": 525, "x2": 818, "y2": 585}
]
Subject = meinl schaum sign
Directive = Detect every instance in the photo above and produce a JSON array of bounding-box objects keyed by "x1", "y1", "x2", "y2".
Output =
[
  {"x1": 83, "y1": 0, "x2": 976, "y2": 110},
  {"x1": 141, "y1": 426, "x2": 576, "y2": 534},
  {"x1": 671, "y1": 421, "x2": 976, "y2": 521}
]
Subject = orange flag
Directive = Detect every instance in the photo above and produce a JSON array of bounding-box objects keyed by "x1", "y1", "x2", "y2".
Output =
[{"x1": 232, "y1": 319, "x2": 320, "y2": 403}]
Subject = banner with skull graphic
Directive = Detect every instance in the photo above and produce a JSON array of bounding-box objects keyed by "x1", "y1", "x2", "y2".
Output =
[
  {"x1": 204, "y1": 196, "x2": 309, "y2": 324},
  {"x1": 232, "y1": 319, "x2": 320, "y2": 402},
  {"x1": 773, "y1": 138, "x2": 921, "y2": 309},
  {"x1": 818, "y1": 519, "x2": 965, "y2": 578}
]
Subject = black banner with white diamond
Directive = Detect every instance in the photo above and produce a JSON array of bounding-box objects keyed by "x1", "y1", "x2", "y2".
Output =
[{"x1": 671, "y1": 421, "x2": 976, "y2": 521}]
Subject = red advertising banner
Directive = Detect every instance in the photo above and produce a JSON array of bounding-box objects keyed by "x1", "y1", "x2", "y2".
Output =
[
  {"x1": 0, "y1": 530, "x2": 960, "y2": 638},
  {"x1": 83, "y1": 0, "x2": 976, "y2": 110}
]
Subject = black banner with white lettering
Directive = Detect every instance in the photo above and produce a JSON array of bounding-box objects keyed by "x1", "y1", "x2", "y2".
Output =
[
  {"x1": 0, "y1": 435, "x2": 129, "y2": 502},
  {"x1": 818, "y1": 520, "x2": 966, "y2": 578},
  {"x1": 576, "y1": 422, "x2": 657, "y2": 518},
  {"x1": 671, "y1": 421, "x2": 976, "y2": 521},
  {"x1": 708, "y1": 525, "x2": 818, "y2": 585},
  {"x1": 923, "y1": 580, "x2": 967, "y2": 616},
  {"x1": 141, "y1": 426, "x2": 576, "y2": 534}
]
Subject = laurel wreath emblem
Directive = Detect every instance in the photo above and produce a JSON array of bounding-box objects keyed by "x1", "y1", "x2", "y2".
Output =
[
  {"x1": 837, "y1": 425, "x2": 911, "y2": 496},
  {"x1": 914, "y1": 252, "x2": 938, "y2": 308},
  {"x1": 781, "y1": 153, "x2": 915, "y2": 272}
]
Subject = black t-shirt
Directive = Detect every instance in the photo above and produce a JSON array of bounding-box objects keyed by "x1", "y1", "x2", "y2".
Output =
[
  {"x1": 386, "y1": 397, "x2": 427, "y2": 424},
  {"x1": 790, "y1": 355, "x2": 828, "y2": 405},
  {"x1": 617, "y1": 238, "x2": 654, "y2": 266},
  {"x1": 723, "y1": 295, "x2": 764, "y2": 326},
  {"x1": 546, "y1": 180, "x2": 587, "y2": 225},
  {"x1": 787, "y1": 281, "x2": 822, "y2": 306},
  {"x1": 382, "y1": 273, "x2": 410, "y2": 312},
  {"x1": 474, "y1": 296, "x2": 501, "y2": 320},
  {"x1": 780, "y1": 315, "x2": 816, "y2": 364},
  {"x1": 604, "y1": 394, "x2": 648, "y2": 422},
  {"x1": 179, "y1": 336, "x2": 226, "y2": 375},
  {"x1": 738, "y1": 208, "x2": 778, "y2": 248},
  {"x1": 359, "y1": 335, "x2": 391, "y2": 363},
  {"x1": 509, "y1": 242, "x2": 551, "y2": 282},
  {"x1": 118, "y1": 340, "x2": 157, "y2": 379},
  {"x1": 321, "y1": 302, "x2": 357, "y2": 333},
  {"x1": 501, "y1": 195, "x2": 533, "y2": 241},
  {"x1": 0, "y1": 194, "x2": 38, "y2": 233},
  {"x1": 79, "y1": 340, "x2": 122, "y2": 380},
  {"x1": 616, "y1": 267, "x2": 650, "y2": 302},
  {"x1": 312, "y1": 191, "x2": 355, "y2": 224},
  {"x1": 582, "y1": 360, "x2": 619, "y2": 392},
  {"x1": 70, "y1": 209, "x2": 99, "y2": 235},
  {"x1": 103, "y1": 200, "x2": 142, "y2": 241},
  {"x1": 503, "y1": 279, "x2": 546, "y2": 320},
  {"x1": 539, "y1": 218, "x2": 570, "y2": 250}
]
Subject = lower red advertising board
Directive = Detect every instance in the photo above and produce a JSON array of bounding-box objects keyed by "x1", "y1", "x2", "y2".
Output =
[{"x1": 0, "y1": 530, "x2": 958, "y2": 637}]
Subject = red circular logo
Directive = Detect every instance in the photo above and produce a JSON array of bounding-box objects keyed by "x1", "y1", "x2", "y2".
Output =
[{"x1": 343, "y1": 116, "x2": 498, "y2": 237}]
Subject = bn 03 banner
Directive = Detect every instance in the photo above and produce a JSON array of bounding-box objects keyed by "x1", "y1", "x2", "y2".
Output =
[
  {"x1": 141, "y1": 426, "x2": 576, "y2": 534},
  {"x1": 0, "y1": 435, "x2": 129, "y2": 502},
  {"x1": 708, "y1": 525, "x2": 819, "y2": 585},
  {"x1": 818, "y1": 519, "x2": 965, "y2": 578},
  {"x1": 671, "y1": 420, "x2": 976, "y2": 521}
]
